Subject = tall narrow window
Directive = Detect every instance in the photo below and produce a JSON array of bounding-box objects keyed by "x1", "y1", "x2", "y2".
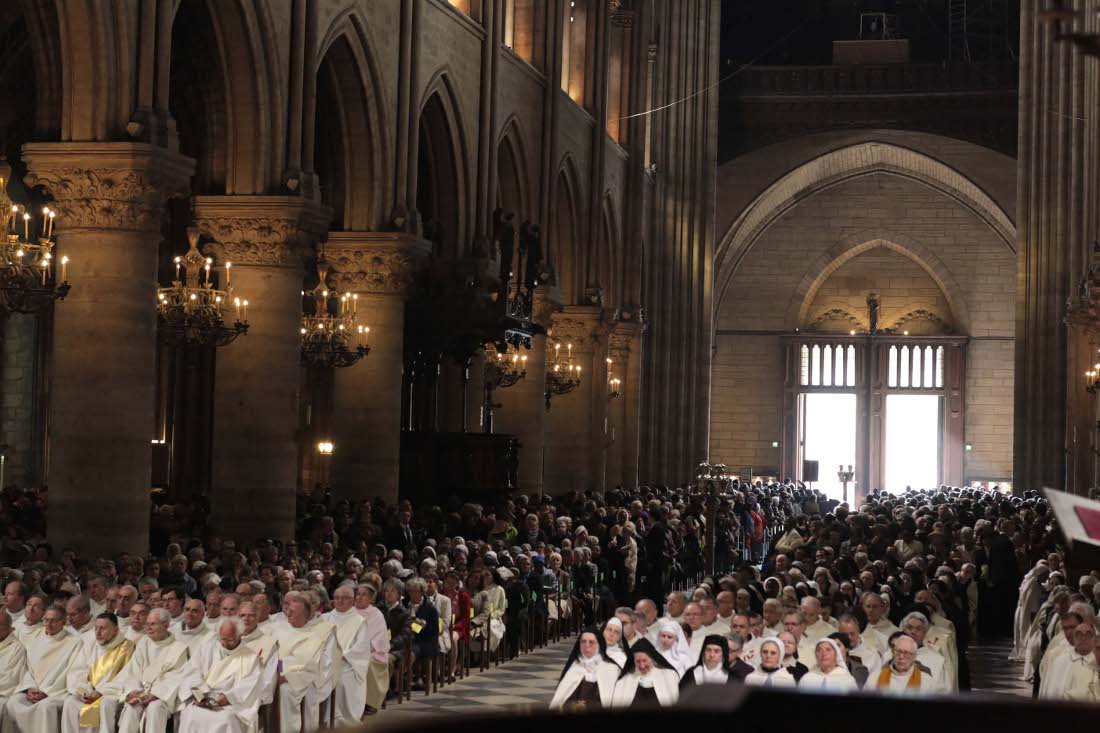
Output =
[
  {"x1": 800, "y1": 345, "x2": 810, "y2": 386},
  {"x1": 605, "y1": 14, "x2": 632, "y2": 142},
  {"x1": 561, "y1": 1, "x2": 590, "y2": 106},
  {"x1": 503, "y1": 0, "x2": 544, "y2": 68},
  {"x1": 888, "y1": 345, "x2": 898, "y2": 388}
]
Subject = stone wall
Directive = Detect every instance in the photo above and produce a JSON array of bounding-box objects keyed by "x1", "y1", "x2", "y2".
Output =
[{"x1": 1, "y1": 314, "x2": 39, "y2": 488}]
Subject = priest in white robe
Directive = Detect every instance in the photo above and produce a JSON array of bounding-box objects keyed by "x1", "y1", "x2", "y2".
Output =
[
  {"x1": 272, "y1": 594, "x2": 335, "y2": 733},
  {"x1": 353, "y1": 584, "x2": 389, "y2": 714},
  {"x1": 1040, "y1": 623, "x2": 1099, "y2": 701},
  {"x1": 321, "y1": 585, "x2": 371, "y2": 726},
  {"x1": 900, "y1": 613, "x2": 950, "y2": 692},
  {"x1": 12, "y1": 598, "x2": 42, "y2": 644},
  {"x1": 2, "y1": 584, "x2": 25, "y2": 626},
  {"x1": 122, "y1": 606, "x2": 147, "y2": 645},
  {"x1": 1011, "y1": 564, "x2": 1049, "y2": 661},
  {"x1": 174, "y1": 600, "x2": 210, "y2": 654},
  {"x1": 3, "y1": 604, "x2": 83, "y2": 733},
  {"x1": 862, "y1": 593, "x2": 899, "y2": 652},
  {"x1": 176, "y1": 618, "x2": 263, "y2": 733},
  {"x1": 61, "y1": 613, "x2": 136, "y2": 733},
  {"x1": 0, "y1": 612, "x2": 28, "y2": 729},
  {"x1": 869, "y1": 635, "x2": 937, "y2": 695},
  {"x1": 116, "y1": 609, "x2": 189, "y2": 733},
  {"x1": 66, "y1": 599, "x2": 94, "y2": 651},
  {"x1": 237, "y1": 603, "x2": 278, "y2": 708},
  {"x1": 801, "y1": 597, "x2": 834, "y2": 643}
]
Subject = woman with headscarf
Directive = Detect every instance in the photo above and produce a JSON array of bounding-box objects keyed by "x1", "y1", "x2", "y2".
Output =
[
  {"x1": 602, "y1": 617, "x2": 629, "y2": 668},
  {"x1": 745, "y1": 637, "x2": 798, "y2": 688},
  {"x1": 653, "y1": 618, "x2": 692, "y2": 676},
  {"x1": 798, "y1": 638, "x2": 859, "y2": 693},
  {"x1": 679, "y1": 634, "x2": 736, "y2": 689},
  {"x1": 611, "y1": 639, "x2": 681, "y2": 708},
  {"x1": 549, "y1": 628, "x2": 621, "y2": 710}
]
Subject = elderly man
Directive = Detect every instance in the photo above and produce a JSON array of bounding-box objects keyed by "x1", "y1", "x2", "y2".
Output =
[
  {"x1": 159, "y1": 591, "x2": 184, "y2": 624},
  {"x1": 174, "y1": 600, "x2": 209, "y2": 653},
  {"x1": 203, "y1": 590, "x2": 223, "y2": 631},
  {"x1": 176, "y1": 618, "x2": 263, "y2": 733},
  {"x1": 237, "y1": 603, "x2": 278, "y2": 710},
  {"x1": 61, "y1": 613, "x2": 135, "y2": 733},
  {"x1": 250, "y1": 595, "x2": 275, "y2": 634},
  {"x1": 730, "y1": 614, "x2": 761, "y2": 668},
  {"x1": 901, "y1": 613, "x2": 950, "y2": 691},
  {"x1": 86, "y1": 580, "x2": 109, "y2": 619},
  {"x1": 0, "y1": 612, "x2": 28, "y2": 728},
  {"x1": 634, "y1": 599, "x2": 658, "y2": 643},
  {"x1": 14, "y1": 598, "x2": 44, "y2": 643},
  {"x1": 800, "y1": 597, "x2": 834, "y2": 642},
  {"x1": 871, "y1": 635, "x2": 937, "y2": 694},
  {"x1": 123, "y1": 606, "x2": 147, "y2": 645},
  {"x1": 1042, "y1": 623, "x2": 1099, "y2": 700},
  {"x1": 783, "y1": 611, "x2": 815, "y2": 663},
  {"x1": 67, "y1": 599, "x2": 94, "y2": 646},
  {"x1": 273, "y1": 594, "x2": 335, "y2": 733},
  {"x1": 353, "y1": 584, "x2": 389, "y2": 715},
  {"x1": 837, "y1": 615, "x2": 882, "y2": 679},
  {"x1": 762, "y1": 599, "x2": 784, "y2": 637},
  {"x1": 322, "y1": 585, "x2": 373, "y2": 726},
  {"x1": 860, "y1": 593, "x2": 895, "y2": 655},
  {"x1": 715, "y1": 591, "x2": 736, "y2": 628},
  {"x1": 3, "y1": 584, "x2": 26, "y2": 624},
  {"x1": 115, "y1": 609, "x2": 188, "y2": 733},
  {"x1": 664, "y1": 592, "x2": 687, "y2": 622},
  {"x1": 681, "y1": 603, "x2": 706, "y2": 657},
  {"x1": 3, "y1": 604, "x2": 83, "y2": 733},
  {"x1": 113, "y1": 590, "x2": 138, "y2": 634}
]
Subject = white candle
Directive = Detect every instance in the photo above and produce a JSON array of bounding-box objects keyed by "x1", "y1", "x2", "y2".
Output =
[
  {"x1": 60, "y1": 255, "x2": 68, "y2": 282},
  {"x1": 224, "y1": 261, "x2": 231, "y2": 286}
]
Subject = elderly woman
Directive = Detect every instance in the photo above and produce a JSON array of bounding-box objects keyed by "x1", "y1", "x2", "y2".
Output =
[
  {"x1": 745, "y1": 637, "x2": 797, "y2": 688},
  {"x1": 798, "y1": 638, "x2": 859, "y2": 692},
  {"x1": 603, "y1": 617, "x2": 629, "y2": 668},
  {"x1": 549, "y1": 628, "x2": 620, "y2": 710},
  {"x1": 653, "y1": 618, "x2": 692, "y2": 676},
  {"x1": 611, "y1": 639, "x2": 680, "y2": 708},
  {"x1": 680, "y1": 634, "x2": 737, "y2": 688}
]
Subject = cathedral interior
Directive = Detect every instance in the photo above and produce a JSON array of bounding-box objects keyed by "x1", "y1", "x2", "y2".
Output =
[{"x1": 0, "y1": 0, "x2": 1093, "y2": 560}]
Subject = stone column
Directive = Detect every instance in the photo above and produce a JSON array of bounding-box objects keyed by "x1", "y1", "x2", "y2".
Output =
[
  {"x1": 494, "y1": 292, "x2": 556, "y2": 495},
  {"x1": 543, "y1": 307, "x2": 602, "y2": 493},
  {"x1": 607, "y1": 319, "x2": 644, "y2": 488},
  {"x1": 325, "y1": 232, "x2": 429, "y2": 502},
  {"x1": 195, "y1": 196, "x2": 329, "y2": 542},
  {"x1": 22, "y1": 142, "x2": 193, "y2": 557}
]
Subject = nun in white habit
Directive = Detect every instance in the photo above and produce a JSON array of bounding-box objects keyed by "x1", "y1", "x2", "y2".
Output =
[
  {"x1": 745, "y1": 638, "x2": 797, "y2": 688},
  {"x1": 797, "y1": 638, "x2": 859, "y2": 693},
  {"x1": 549, "y1": 628, "x2": 620, "y2": 710},
  {"x1": 602, "y1": 618, "x2": 629, "y2": 669},
  {"x1": 610, "y1": 639, "x2": 680, "y2": 708},
  {"x1": 653, "y1": 619, "x2": 693, "y2": 677}
]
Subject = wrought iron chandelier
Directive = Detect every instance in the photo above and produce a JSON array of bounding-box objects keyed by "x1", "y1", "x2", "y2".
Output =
[
  {"x1": 157, "y1": 227, "x2": 248, "y2": 347},
  {"x1": 0, "y1": 166, "x2": 70, "y2": 315},
  {"x1": 300, "y1": 255, "x2": 369, "y2": 368},
  {"x1": 485, "y1": 347, "x2": 528, "y2": 391},
  {"x1": 544, "y1": 340, "x2": 581, "y2": 411}
]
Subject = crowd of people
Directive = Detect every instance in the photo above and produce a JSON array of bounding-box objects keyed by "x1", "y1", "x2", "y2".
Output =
[{"x1": 0, "y1": 481, "x2": 1090, "y2": 732}]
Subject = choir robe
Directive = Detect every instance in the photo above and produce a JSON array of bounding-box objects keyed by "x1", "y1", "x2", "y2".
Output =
[
  {"x1": 115, "y1": 635, "x2": 189, "y2": 733},
  {"x1": 549, "y1": 659, "x2": 619, "y2": 709},
  {"x1": 860, "y1": 626, "x2": 890, "y2": 658},
  {"x1": 176, "y1": 641, "x2": 262, "y2": 733},
  {"x1": 915, "y1": 645, "x2": 949, "y2": 692},
  {"x1": 849, "y1": 641, "x2": 883, "y2": 681},
  {"x1": 272, "y1": 620, "x2": 336, "y2": 733},
  {"x1": 609, "y1": 668, "x2": 680, "y2": 708},
  {"x1": 798, "y1": 666, "x2": 859, "y2": 693},
  {"x1": 173, "y1": 623, "x2": 211, "y2": 655},
  {"x1": 321, "y1": 609, "x2": 370, "y2": 727},
  {"x1": 1040, "y1": 650, "x2": 1098, "y2": 701},
  {"x1": 0, "y1": 634, "x2": 28, "y2": 729},
  {"x1": 925, "y1": 622, "x2": 958, "y2": 691},
  {"x1": 867, "y1": 618, "x2": 900, "y2": 641},
  {"x1": 357, "y1": 606, "x2": 390, "y2": 711},
  {"x1": 2, "y1": 629, "x2": 82, "y2": 733},
  {"x1": 60, "y1": 633, "x2": 136, "y2": 733},
  {"x1": 1036, "y1": 636, "x2": 1071, "y2": 697},
  {"x1": 744, "y1": 667, "x2": 797, "y2": 688},
  {"x1": 13, "y1": 620, "x2": 41, "y2": 645},
  {"x1": 871, "y1": 665, "x2": 938, "y2": 696},
  {"x1": 804, "y1": 619, "x2": 835, "y2": 643},
  {"x1": 240, "y1": 630, "x2": 278, "y2": 706},
  {"x1": 1011, "y1": 571, "x2": 1045, "y2": 660}
]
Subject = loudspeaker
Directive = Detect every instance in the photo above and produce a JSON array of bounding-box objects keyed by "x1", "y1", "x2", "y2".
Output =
[{"x1": 802, "y1": 459, "x2": 819, "y2": 483}]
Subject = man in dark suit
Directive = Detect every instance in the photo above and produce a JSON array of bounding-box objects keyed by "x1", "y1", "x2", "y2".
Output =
[{"x1": 385, "y1": 507, "x2": 420, "y2": 552}]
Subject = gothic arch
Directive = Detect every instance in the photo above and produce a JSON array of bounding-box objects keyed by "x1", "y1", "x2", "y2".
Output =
[
  {"x1": 786, "y1": 228, "x2": 971, "y2": 335},
  {"x1": 495, "y1": 115, "x2": 532, "y2": 220},
  {"x1": 715, "y1": 140, "x2": 1016, "y2": 316},
  {"x1": 416, "y1": 70, "x2": 471, "y2": 258},
  {"x1": 314, "y1": 7, "x2": 392, "y2": 230},
  {"x1": 551, "y1": 154, "x2": 583, "y2": 303},
  {"x1": 594, "y1": 193, "x2": 621, "y2": 307}
]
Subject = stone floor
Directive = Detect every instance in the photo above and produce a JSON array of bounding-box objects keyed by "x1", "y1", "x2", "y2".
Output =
[{"x1": 369, "y1": 635, "x2": 1031, "y2": 727}]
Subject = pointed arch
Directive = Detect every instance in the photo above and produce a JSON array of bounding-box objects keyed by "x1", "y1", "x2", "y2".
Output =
[
  {"x1": 786, "y1": 228, "x2": 971, "y2": 335},
  {"x1": 715, "y1": 140, "x2": 1016, "y2": 318},
  {"x1": 416, "y1": 69, "x2": 472, "y2": 258},
  {"x1": 594, "y1": 192, "x2": 621, "y2": 307},
  {"x1": 495, "y1": 115, "x2": 532, "y2": 221},
  {"x1": 551, "y1": 154, "x2": 584, "y2": 304},
  {"x1": 314, "y1": 6, "x2": 392, "y2": 230}
]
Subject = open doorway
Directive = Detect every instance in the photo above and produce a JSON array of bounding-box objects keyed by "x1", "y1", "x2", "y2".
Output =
[
  {"x1": 884, "y1": 394, "x2": 941, "y2": 492},
  {"x1": 800, "y1": 393, "x2": 857, "y2": 501}
]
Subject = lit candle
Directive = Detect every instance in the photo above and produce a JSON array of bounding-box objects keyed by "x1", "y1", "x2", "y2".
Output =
[
  {"x1": 60, "y1": 255, "x2": 68, "y2": 282},
  {"x1": 234, "y1": 297, "x2": 241, "y2": 321},
  {"x1": 48, "y1": 210, "x2": 55, "y2": 238},
  {"x1": 8, "y1": 205, "x2": 17, "y2": 235},
  {"x1": 242, "y1": 299, "x2": 249, "y2": 321},
  {"x1": 567, "y1": 343, "x2": 573, "y2": 359},
  {"x1": 224, "y1": 261, "x2": 231, "y2": 286},
  {"x1": 352, "y1": 294, "x2": 358, "y2": 313},
  {"x1": 39, "y1": 259, "x2": 47, "y2": 285},
  {"x1": 364, "y1": 326, "x2": 370, "y2": 347},
  {"x1": 174, "y1": 256, "x2": 181, "y2": 280},
  {"x1": 22, "y1": 212, "x2": 29, "y2": 241},
  {"x1": 41, "y1": 207, "x2": 49, "y2": 239},
  {"x1": 204, "y1": 263, "x2": 211, "y2": 282}
]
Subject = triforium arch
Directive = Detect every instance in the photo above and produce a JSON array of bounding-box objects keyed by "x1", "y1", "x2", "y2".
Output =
[
  {"x1": 495, "y1": 115, "x2": 533, "y2": 221},
  {"x1": 785, "y1": 229, "x2": 972, "y2": 336},
  {"x1": 550, "y1": 154, "x2": 584, "y2": 304},
  {"x1": 714, "y1": 139, "x2": 1017, "y2": 322},
  {"x1": 314, "y1": 7, "x2": 392, "y2": 231},
  {"x1": 416, "y1": 69, "x2": 471, "y2": 259},
  {"x1": 593, "y1": 192, "x2": 621, "y2": 308}
]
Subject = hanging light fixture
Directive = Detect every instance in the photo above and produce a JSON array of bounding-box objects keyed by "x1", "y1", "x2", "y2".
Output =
[
  {"x1": 0, "y1": 164, "x2": 70, "y2": 315},
  {"x1": 544, "y1": 339, "x2": 581, "y2": 411},
  {"x1": 606, "y1": 356, "x2": 622, "y2": 399},
  {"x1": 157, "y1": 226, "x2": 248, "y2": 347},
  {"x1": 300, "y1": 253, "x2": 370, "y2": 368}
]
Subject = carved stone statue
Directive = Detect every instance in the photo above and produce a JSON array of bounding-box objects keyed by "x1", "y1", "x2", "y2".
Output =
[{"x1": 867, "y1": 292, "x2": 880, "y2": 333}]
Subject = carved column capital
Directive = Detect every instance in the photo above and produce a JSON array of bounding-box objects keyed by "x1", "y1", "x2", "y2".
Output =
[
  {"x1": 548, "y1": 306, "x2": 604, "y2": 352},
  {"x1": 21, "y1": 142, "x2": 194, "y2": 233},
  {"x1": 193, "y1": 195, "x2": 331, "y2": 268},
  {"x1": 324, "y1": 232, "x2": 431, "y2": 296}
]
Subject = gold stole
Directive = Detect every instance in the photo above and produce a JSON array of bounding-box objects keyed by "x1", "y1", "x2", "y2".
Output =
[
  {"x1": 80, "y1": 639, "x2": 136, "y2": 727},
  {"x1": 876, "y1": 665, "x2": 921, "y2": 690}
]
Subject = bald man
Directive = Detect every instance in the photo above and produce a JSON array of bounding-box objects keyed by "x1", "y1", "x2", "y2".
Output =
[
  {"x1": 801, "y1": 597, "x2": 834, "y2": 643},
  {"x1": 117, "y1": 609, "x2": 189, "y2": 733}
]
